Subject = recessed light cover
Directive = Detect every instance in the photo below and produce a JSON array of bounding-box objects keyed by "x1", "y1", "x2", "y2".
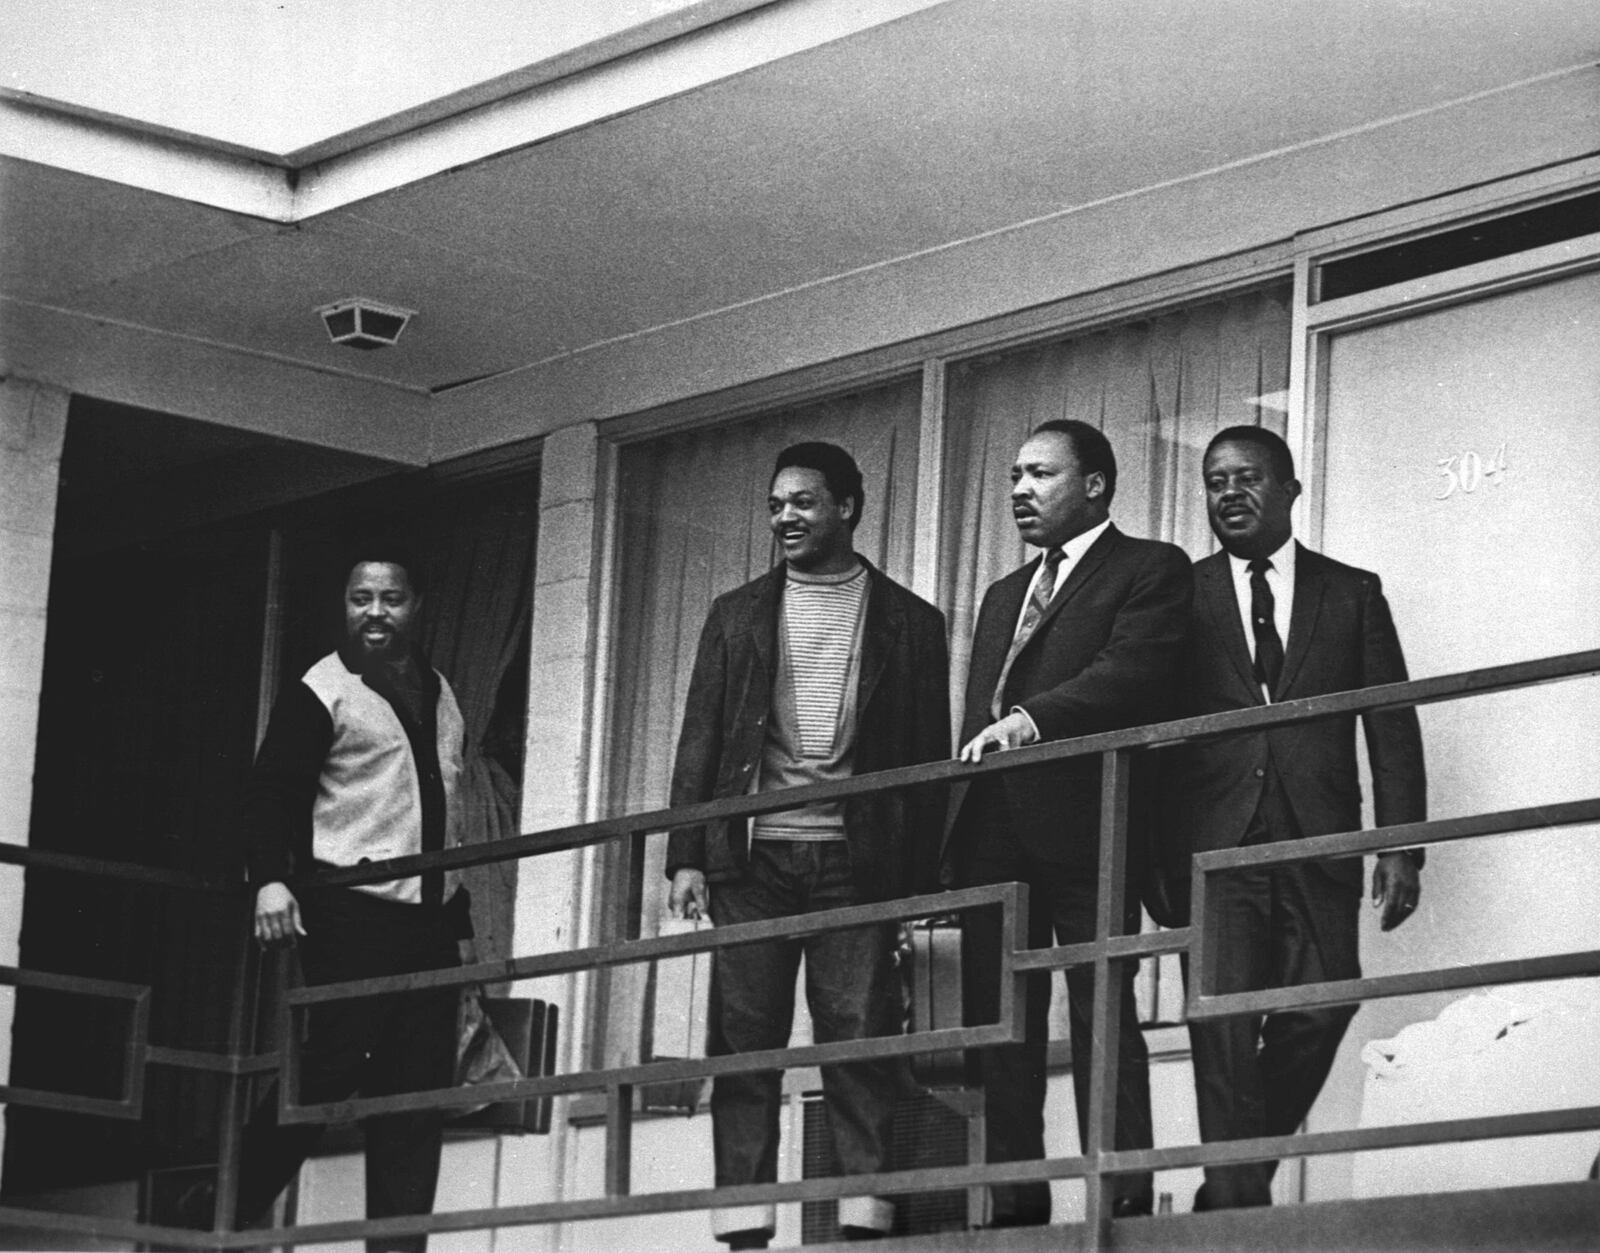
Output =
[{"x1": 317, "y1": 298, "x2": 415, "y2": 349}]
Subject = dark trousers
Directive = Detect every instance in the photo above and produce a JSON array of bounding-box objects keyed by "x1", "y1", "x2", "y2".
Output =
[
  {"x1": 1184, "y1": 800, "x2": 1360, "y2": 1210},
  {"x1": 236, "y1": 888, "x2": 461, "y2": 1253},
  {"x1": 956, "y1": 787, "x2": 1154, "y2": 1225},
  {"x1": 706, "y1": 841, "x2": 901, "y2": 1198}
]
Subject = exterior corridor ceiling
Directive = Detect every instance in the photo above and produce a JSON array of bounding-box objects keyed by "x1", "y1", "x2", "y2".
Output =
[{"x1": 2, "y1": 0, "x2": 1599, "y2": 405}]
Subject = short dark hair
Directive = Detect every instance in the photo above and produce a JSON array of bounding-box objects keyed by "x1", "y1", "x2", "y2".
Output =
[
  {"x1": 343, "y1": 541, "x2": 425, "y2": 597},
  {"x1": 1031, "y1": 418, "x2": 1118, "y2": 507},
  {"x1": 771, "y1": 442, "x2": 865, "y2": 530},
  {"x1": 1206, "y1": 425, "x2": 1296, "y2": 482}
]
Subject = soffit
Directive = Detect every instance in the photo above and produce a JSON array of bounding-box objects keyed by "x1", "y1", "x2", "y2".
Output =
[{"x1": 4, "y1": 0, "x2": 1599, "y2": 403}]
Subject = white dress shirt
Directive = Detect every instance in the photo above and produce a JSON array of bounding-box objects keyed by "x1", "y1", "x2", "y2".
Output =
[{"x1": 1226, "y1": 538, "x2": 1295, "y2": 703}]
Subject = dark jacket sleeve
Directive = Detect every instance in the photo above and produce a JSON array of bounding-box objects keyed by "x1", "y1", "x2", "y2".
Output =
[
  {"x1": 241, "y1": 681, "x2": 333, "y2": 887},
  {"x1": 1358, "y1": 572, "x2": 1428, "y2": 841},
  {"x1": 1020, "y1": 542, "x2": 1193, "y2": 740},
  {"x1": 663, "y1": 603, "x2": 730, "y2": 880},
  {"x1": 909, "y1": 602, "x2": 953, "y2": 894}
]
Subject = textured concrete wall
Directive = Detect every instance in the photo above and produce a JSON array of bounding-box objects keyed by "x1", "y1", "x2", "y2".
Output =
[{"x1": 0, "y1": 377, "x2": 69, "y2": 1167}]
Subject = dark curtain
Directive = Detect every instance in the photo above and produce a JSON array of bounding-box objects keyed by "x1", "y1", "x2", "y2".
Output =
[{"x1": 5, "y1": 528, "x2": 266, "y2": 1193}]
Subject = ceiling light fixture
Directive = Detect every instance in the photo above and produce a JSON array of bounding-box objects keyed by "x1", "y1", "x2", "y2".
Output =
[{"x1": 317, "y1": 297, "x2": 415, "y2": 349}]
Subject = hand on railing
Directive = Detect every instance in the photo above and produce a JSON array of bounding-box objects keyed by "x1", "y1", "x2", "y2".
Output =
[
  {"x1": 669, "y1": 868, "x2": 709, "y2": 920},
  {"x1": 958, "y1": 709, "x2": 1038, "y2": 761},
  {"x1": 255, "y1": 881, "x2": 307, "y2": 946}
]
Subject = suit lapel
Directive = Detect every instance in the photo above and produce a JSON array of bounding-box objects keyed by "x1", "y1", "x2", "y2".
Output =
[
  {"x1": 746, "y1": 564, "x2": 784, "y2": 685},
  {"x1": 1277, "y1": 542, "x2": 1325, "y2": 698},
  {"x1": 855, "y1": 562, "x2": 902, "y2": 716},
  {"x1": 970, "y1": 559, "x2": 1035, "y2": 696},
  {"x1": 1196, "y1": 552, "x2": 1261, "y2": 701}
]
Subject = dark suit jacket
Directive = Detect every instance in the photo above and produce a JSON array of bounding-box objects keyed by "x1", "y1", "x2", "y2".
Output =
[
  {"x1": 664, "y1": 559, "x2": 950, "y2": 902},
  {"x1": 942, "y1": 524, "x2": 1192, "y2": 878},
  {"x1": 1160, "y1": 544, "x2": 1426, "y2": 891}
]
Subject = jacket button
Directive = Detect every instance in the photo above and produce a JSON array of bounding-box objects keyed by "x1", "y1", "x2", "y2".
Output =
[
  {"x1": 1254, "y1": 768, "x2": 1265, "y2": 779},
  {"x1": 741, "y1": 763, "x2": 753, "y2": 774}
]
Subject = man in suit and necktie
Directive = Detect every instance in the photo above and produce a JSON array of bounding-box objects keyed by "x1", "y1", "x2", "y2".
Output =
[
  {"x1": 942, "y1": 418, "x2": 1192, "y2": 1225},
  {"x1": 1161, "y1": 424, "x2": 1425, "y2": 1210}
]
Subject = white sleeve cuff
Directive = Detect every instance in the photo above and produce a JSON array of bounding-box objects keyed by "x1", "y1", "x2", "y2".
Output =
[{"x1": 1010, "y1": 706, "x2": 1041, "y2": 743}]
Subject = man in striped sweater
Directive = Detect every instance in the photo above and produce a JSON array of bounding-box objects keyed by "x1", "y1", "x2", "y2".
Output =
[{"x1": 667, "y1": 443, "x2": 950, "y2": 1249}]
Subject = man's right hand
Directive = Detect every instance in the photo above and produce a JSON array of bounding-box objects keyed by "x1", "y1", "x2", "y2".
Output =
[
  {"x1": 255, "y1": 881, "x2": 307, "y2": 946},
  {"x1": 668, "y1": 869, "x2": 709, "y2": 920}
]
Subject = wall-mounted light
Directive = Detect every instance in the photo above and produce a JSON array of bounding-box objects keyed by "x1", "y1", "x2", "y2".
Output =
[{"x1": 317, "y1": 297, "x2": 415, "y2": 349}]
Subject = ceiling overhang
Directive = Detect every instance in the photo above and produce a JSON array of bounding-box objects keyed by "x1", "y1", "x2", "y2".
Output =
[{"x1": 0, "y1": 0, "x2": 953, "y2": 221}]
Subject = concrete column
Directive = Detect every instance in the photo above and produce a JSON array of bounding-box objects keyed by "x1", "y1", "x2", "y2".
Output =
[
  {"x1": 0, "y1": 378, "x2": 69, "y2": 1165},
  {"x1": 498, "y1": 420, "x2": 604, "y2": 1245}
]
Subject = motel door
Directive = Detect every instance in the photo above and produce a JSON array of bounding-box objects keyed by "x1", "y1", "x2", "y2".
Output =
[{"x1": 1311, "y1": 257, "x2": 1600, "y2": 1195}]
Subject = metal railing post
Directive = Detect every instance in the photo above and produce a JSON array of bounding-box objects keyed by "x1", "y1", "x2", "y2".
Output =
[
  {"x1": 1084, "y1": 747, "x2": 1131, "y2": 1250},
  {"x1": 210, "y1": 903, "x2": 262, "y2": 1247}
]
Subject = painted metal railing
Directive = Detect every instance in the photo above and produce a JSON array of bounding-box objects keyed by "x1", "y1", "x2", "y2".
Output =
[{"x1": 1, "y1": 647, "x2": 1598, "y2": 1250}]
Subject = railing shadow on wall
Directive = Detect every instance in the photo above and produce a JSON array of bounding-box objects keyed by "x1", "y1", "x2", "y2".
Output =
[{"x1": 2, "y1": 649, "x2": 1599, "y2": 1251}]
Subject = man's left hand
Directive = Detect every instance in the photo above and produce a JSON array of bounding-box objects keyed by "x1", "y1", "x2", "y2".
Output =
[
  {"x1": 958, "y1": 711, "x2": 1038, "y2": 762},
  {"x1": 1373, "y1": 852, "x2": 1420, "y2": 931}
]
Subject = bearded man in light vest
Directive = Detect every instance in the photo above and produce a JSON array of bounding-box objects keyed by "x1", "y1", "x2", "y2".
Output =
[{"x1": 236, "y1": 546, "x2": 470, "y2": 1253}]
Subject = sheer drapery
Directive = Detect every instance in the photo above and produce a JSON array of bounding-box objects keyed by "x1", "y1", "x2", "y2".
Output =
[
  {"x1": 937, "y1": 285, "x2": 1292, "y2": 1022},
  {"x1": 940, "y1": 285, "x2": 1292, "y2": 709},
  {"x1": 602, "y1": 379, "x2": 923, "y2": 1063},
  {"x1": 416, "y1": 479, "x2": 539, "y2": 969}
]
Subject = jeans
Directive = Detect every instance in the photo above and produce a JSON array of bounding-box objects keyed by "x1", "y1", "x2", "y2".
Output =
[{"x1": 706, "y1": 841, "x2": 901, "y2": 1220}]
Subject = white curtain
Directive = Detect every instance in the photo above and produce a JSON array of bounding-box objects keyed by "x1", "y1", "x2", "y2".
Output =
[
  {"x1": 602, "y1": 379, "x2": 923, "y2": 1063},
  {"x1": 936, "y1": 285, "x2": 1292, "y2": 1021}
]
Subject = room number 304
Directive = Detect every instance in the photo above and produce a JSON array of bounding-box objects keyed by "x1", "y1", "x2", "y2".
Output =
[{"x1": 1435, "y1": 442, "x2": 1507, "y2": 499}]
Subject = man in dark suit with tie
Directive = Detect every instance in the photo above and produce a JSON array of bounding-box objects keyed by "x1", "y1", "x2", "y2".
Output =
[
  {"x1": 1161, "y1": 424, "x2": 1425, "y2": 1210},
  {"x1": 942, "y1": 418, "x2": 1192, "y2": 1225}
]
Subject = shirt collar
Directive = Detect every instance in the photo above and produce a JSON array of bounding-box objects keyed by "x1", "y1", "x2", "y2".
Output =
[
  {"x1": 1227, "y1": 536, "x2": 1296, "y2": 585},
  {"x1": 1043, "y1": 517, "x2": 1112, "y2": 567}
]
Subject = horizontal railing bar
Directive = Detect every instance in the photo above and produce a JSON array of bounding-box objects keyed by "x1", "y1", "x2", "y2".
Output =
[
  {"x1": 0, "y1": 966, "x2": 149, "y2": 1001},
  {"x1": 0, "y1": 1084, "x2": 139, "y2": 1120},
  {"x1": 2, "y1": 650, "x2": 1594, "y2": 896},
  {"x1": 0, "y1": 843, "x2": 235, "y2": 893},
  {"x1": 311, "y1": 648, "x2": 1600, "y2": 889},
  {"x1": 1100, "y1": 1103, "x2": 1600, "y2": 1174},
  {"x1": 288, "y1": 884, "x2": 1018, "y2": 1005},
  {"x1": 1012, "y1": 927, "x2": 1192, "y2": 973},
  {"x1": 1189, "y1": 948, "x2": 1600, "y2": 1020},
  {"x1": 284, "y1": 1021, "x2": 1017, "y2": 1124},
  {"x1": 143, "y1": 1045, "x2": 281, "y2": 1076},
  {"x1": 12, "y1": 1103, "x2": 1600, "y2": 1248},
  {"x1": 1191, "y1": 797, "x2": 1600, "y2": 873},
  {"x1": 0, "y1": 1154, "x2": 1105, "y2": 1249}
]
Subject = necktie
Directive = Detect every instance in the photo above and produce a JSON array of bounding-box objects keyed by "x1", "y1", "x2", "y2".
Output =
[
  {"x1": 990, "y1": 547, "x2": 1066, "y2": 720},
  {"x1": 1249, "y1": 557, "x2": 1284, "y2": 699}
]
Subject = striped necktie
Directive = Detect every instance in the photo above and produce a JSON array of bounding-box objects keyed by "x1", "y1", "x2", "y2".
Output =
[{"x1": 990, "y1": 547, "x2": 1066, "y2": 720}]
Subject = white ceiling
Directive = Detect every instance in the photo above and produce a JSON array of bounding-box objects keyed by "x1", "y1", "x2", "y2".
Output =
[{"x1": 3, "y1": 0, "x2": 1599, "y2": 415}]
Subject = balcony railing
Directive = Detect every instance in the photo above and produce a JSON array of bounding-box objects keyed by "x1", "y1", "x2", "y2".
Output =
[{"x1": 2, "y1": 648, "x2": 1599, "y2": 1250}]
